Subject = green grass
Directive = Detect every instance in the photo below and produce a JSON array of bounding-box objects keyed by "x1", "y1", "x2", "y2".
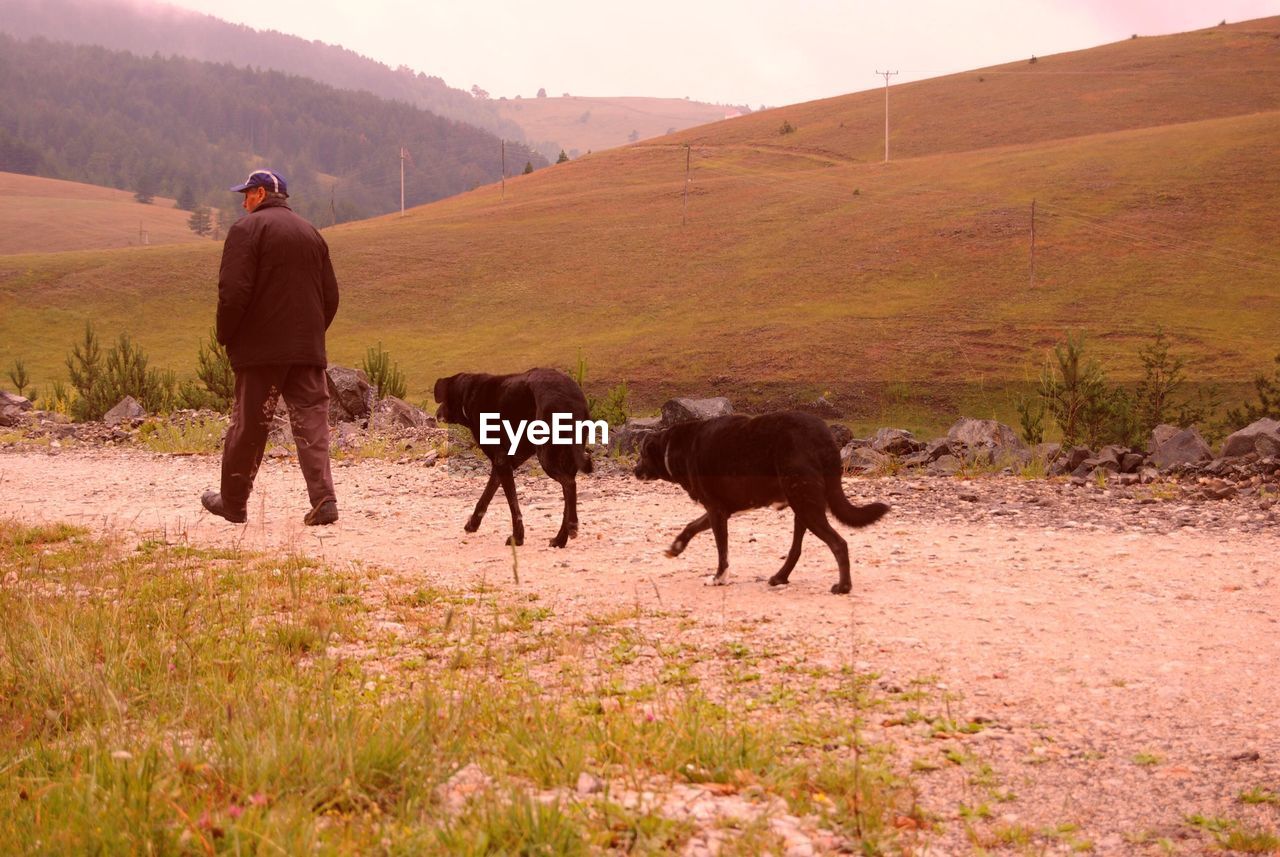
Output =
[{"x1": 0, "y1": 517, "x2": 916, "y2": 853}]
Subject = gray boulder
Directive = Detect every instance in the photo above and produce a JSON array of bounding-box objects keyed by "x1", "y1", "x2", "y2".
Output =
[
  {"x1": 828, "y1": 423, "x2": 853, "y2": 448},
  {"x1": 1150, "y1": 426, "x2": 1213, "y2": 471},
  {"x1": 370, "y1": 396, "x2": 436, "y2": 432},
  {"x1": 660, "y1": 397, "x2": 733, "y2": 427},
  {"x1": 611, "y1": 417, "x2": 661, "y2": 455},
  {"x1": 0, "y1": 391, "x2": 33, "y2": 411},
  {"x1": 946, "y1": 418, "x2": 1028, "y2": 464},
  {"x1": 842, "y1": 444, "x2": 889, "y2": 474},
  {"x1": 103, "y1": 396, "x2": 146, "y2": 427},
  {"x1": 326, "y1": 366, "x2": 375, "y2": 424},
  {"x1": 871, "y1": 427, "x2": 919, "y2": 456},
  {"x1": 928, "y1": 454, "x2": 962, "y2": 476},
  {"x1": 1148, "y1": 424, "x2": 1182, "y2": 454},
  {"x1": 1221, "y1": 418, "x2": 1280, "y2": 459}
]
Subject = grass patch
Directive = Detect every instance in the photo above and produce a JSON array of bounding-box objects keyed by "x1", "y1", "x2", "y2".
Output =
[
  {"x1": 136, "y1": 414, "x2": 227, "y2": 454},
  {"x1": 0, "y1": 517, "x2": 916, "y2": 852}
]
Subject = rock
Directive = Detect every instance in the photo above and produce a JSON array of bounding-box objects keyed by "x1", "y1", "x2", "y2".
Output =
[
  {"x1": 660, "y1": 397, "x2": 733, "y2": 426},
  {"x1": 871, "y1": 428, "x2": 919, "y2": 456},
  {"x1": 1221, "y1": 418, "x2": 1280, "y2": 459},
  {"x1": 1151, "y1": 426, "x2": 1213, "y2": 471},
  {"x1": 611, "y1": 417, "x2": 661, "y2": 455},
  {"x1": 1149, "y1": 424, "x2": 1182, "y2": 454},
  {"x1": 1120, "y1": 452, "x2": 1146, "y2": 474},
  {"x1": 946, "y1": 418, "x2": 1029, "y2": 465},
  {"x1": 103, "y1": 396, "x2": 146, "y2": 427},
  {"x1": 369, "y1": 395, "x2": 435, "y2": 432},
  {"x1": 325, "y1": 366, "x2": 374, "y2": 424},
  {"x1": 923, "y1": 437, "x2": 955, "y2": 462},
  {"x1": 575, "y1": 772, "x2": 603, "y2": 795},
  {"x1": 0, "y1": 403, "x2": 22, "y2": 428},
  {"x1": 828, "y1": 423, "x2": 853, "y2": 448},
  {"x1": 842, "y1": 445, "x2": 889, "y2": 474},
  {"x1": 928, "y1": 454, "x2": 961, "y2": 475},
  {"x1": 0, "y1": 391, "x2": 33, "y2": 411}
]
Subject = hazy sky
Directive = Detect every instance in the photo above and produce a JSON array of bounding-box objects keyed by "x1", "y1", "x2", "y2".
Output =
[{"x1": 157, "y1": 0, "x2": 1278, "y2": 106}]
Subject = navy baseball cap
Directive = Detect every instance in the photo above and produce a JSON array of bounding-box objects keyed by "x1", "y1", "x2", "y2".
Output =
[{"x1": 229, "y1": 169, "x2": 288, "y2": 196}]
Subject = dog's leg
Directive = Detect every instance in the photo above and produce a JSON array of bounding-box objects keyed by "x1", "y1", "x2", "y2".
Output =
[
  {"x1": 466, "y1": 468, "x2": 501, "y2": 533},
  {"x1": 803, "y1": 511, "x2": 852, "y2": 595},
  {"x1": 768, "y1": 514, "x2": 807, "y2": 587},
  {"x1": 666, "y1": 513, "x2": 710, "y2": 557},
  {"x1": 496, "y1": 465, "x2": 525, "y2": 546},
  {"x1": 549, "y1": 475, "x2": 578, "y2": 548},
  {"x1": 707, "y1": 512, "x2": 730, "y2": 586}
]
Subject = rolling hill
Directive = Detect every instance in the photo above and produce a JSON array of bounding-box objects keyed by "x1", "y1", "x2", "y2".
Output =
[
  {"x1": 2, "y1": 18, "x2": 1278, "y2": 433},
  {"x1": 0, "y1": 172, "x2": 207, "y2": 254},
  {"x1": 494, "y1": 96, "x2": 743, "y2": 158}
]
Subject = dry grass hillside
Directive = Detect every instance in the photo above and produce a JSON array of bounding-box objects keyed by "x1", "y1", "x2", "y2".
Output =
[
  {"x1": 495, "y1": 96, "x2": 736, "y2": 157},
  {"x1": 2, "y1": 18, "x2": 1278, "y2": 430},
  {"x1": 0, "y1": 172, "x2": 209, "y2": 254}
]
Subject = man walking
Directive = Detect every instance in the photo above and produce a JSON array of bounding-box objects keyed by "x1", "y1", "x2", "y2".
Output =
[{"x1": 201, "y1": 169, "x2": 340, "y2": 526}]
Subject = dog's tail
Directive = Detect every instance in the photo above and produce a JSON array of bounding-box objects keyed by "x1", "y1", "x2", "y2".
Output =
[{"x1": 827, "y1": 478, "x2": 889, "y2": 528}]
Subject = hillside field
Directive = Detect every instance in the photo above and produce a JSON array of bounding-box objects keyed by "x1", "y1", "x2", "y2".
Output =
[
  {"x1": 2, "y1": 18, "x2": 1278, "y2": 434},
  {"x1": 0, "y1": 172, "x2": 208, "y2": 254},
  {"x1": 495, "y1": 95, "x2": 737, "y2": 158}
]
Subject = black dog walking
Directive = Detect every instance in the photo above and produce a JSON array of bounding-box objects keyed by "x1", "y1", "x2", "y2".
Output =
[
  {"x1": 434, "y1": 368, "x2": 594, "y2": 548},
  {"x1": 635, "y1": 411, "x2": 889, "y2": 594}
]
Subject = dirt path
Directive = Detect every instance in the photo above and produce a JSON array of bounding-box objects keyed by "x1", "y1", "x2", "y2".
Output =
[{"x1": 3, "y1": 446, "x2": 1278, "y2": 852}]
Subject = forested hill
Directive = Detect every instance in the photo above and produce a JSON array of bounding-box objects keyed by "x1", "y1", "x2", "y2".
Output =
[
  {"x1": 0, "y1": 0, "x2": 524, "y2": 143},
  {"x1": 0, "y1": 35, "x2": 546, "y2": 225}
]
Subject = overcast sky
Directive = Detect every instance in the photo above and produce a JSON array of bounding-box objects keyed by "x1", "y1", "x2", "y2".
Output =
[{"x1": 157, "y1": 0, "x2": 1279, "y2": 106}]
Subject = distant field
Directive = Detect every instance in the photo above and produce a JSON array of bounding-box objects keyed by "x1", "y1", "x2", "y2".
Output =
[
  {"x1": 495, "y1": 96, "x2": 734, "y2": 156},
  {"x1": 0, "y1": 172, "x2": 209, "y2": 254},
  {"x1": 2, "y1": 18, "x2": 1278, "y2": 435}
]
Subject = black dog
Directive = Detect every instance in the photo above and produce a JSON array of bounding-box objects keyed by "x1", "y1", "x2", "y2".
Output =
[
  {"x1": 434, "y1": 368, "x2": 593, "y2": 548},
  {"x1": 634, "y1": 411, "x2": 889, "y2": 594}
]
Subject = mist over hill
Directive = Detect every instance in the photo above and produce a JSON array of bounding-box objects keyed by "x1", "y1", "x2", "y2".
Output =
[
  {"x1": 0, "y1": 34, "x2": 546, "y2": 224},
  {"x1": 0, "y1": 0, "x2": 525, "y2": 143}
]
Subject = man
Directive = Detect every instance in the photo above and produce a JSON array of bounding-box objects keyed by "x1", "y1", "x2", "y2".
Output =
[{"x1": 201, "y1": 169, "x2": 340, "y2": 526}]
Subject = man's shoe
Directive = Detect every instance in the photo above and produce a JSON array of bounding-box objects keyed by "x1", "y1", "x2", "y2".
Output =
[
  {"x1": 304, "y1": 499, "x2": 339, "y2": 526},
  {"x1": 201, "y1": 490, "x2": 247, "y2": 524}
]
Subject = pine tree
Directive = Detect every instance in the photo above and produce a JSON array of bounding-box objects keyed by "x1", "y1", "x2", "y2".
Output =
[{"x1": 188, "y1": 206, "x2": 212, "y2": 237}]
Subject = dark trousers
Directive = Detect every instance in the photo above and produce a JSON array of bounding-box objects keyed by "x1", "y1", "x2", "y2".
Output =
[{"x1": 220, "y1": 364, "x2": 336, "y2": 512}]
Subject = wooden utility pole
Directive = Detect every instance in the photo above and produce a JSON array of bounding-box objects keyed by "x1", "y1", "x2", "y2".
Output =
[
  {"x1": 875, "y1": 70, "x2": 898, "y2": 162},
  {"x1": 399, "y1": 147, "x2": 406, "y2": 217},
  {"x1": 501, "y1": 140, "x2": 506, "y2": 201},
  {"x1": 682, "y1": 145, "x2": 691, "y2": 226},
  {"x1": 1029, "y1": 199, "x2": 1037, "y2": 288}
]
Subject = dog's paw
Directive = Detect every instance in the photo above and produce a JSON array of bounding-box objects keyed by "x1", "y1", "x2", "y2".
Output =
[
  {"x1": 705, "y1": 574, "x2": 729, "y2": 587},
  {"x1": 548, "y1": 535, "x2": 568, "y2": 548},
  {"x1": 665, "y1": 539, "x2": 686, "y2": 558},
  {"x1": 767, "y1": 574, "x2": 789, "y2": 587},
  {"x1": 463, "y1": 517, "x2": 481, "y2": 533},
  {"x1": 506, "y1": 534, "x2": 525, "y2": 547},
  {"x1": 829, "y1": 581, "x2": 852, "y2": 595}
]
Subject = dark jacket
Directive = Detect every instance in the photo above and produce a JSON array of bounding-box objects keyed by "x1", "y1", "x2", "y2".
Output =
[{"x1": 216, "y1": 198, "x2": 339, "y2": 369}]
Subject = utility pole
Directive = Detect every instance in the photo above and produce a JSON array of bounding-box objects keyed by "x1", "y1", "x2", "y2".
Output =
[
  {"x1": 682, "y1": 145, "x2": 691, "y2": 226},
  {"x1": 399, "y1": 147, "x2": 406, "y2": 217},
  {"x1": 501, "y1": 140, "x2": 506, "y2": 201},
  {"x1": 1029, "y1": 199, "x2": 1037, "y2": 288},
  {"x1": 875, "y1": 70, "x2": 898, "y2": 162}
]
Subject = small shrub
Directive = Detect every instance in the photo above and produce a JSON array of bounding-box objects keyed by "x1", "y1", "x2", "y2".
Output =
[
  {"x1": 1015, "y1": 393, "x2": 1045, "y2": 444},
  {"x1": 6, "y1": 358, "x2": 29, "y2": 396},
  {"x1": 1224, "y1": 352, "x2": 1280, "y2": 431},
  {"x1": 360, "y1": 341, "x2": 407, "y2": 400},
  {"x1": 177, "y1": 329, "x2": 233, "y2": 412},
  {"x1": 779, "y1": 120, "x2": 796, "y2": 135},
  {"x1": 65, "y1": 323, "x2": 175, "y2": 420}
]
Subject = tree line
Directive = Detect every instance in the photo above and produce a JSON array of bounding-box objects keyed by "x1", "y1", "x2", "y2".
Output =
[{"x1": 0, "y1": 34, "x2": 546, "y2": 224}]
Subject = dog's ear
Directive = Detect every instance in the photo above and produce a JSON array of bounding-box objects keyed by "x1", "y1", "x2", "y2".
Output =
[{"x1": 433, "y1": 376, "x2": 449, "y2": 404}]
